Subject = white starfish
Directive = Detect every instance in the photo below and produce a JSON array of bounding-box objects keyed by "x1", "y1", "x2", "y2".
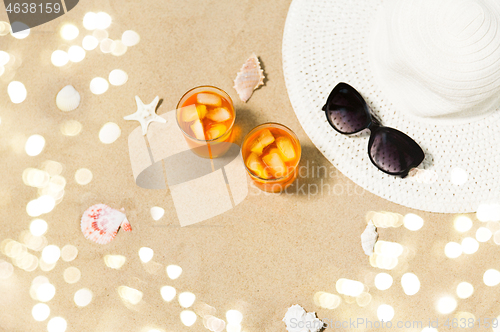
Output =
[{"x1": 124, "y1": 96, "x2": 166, "y2": 135}]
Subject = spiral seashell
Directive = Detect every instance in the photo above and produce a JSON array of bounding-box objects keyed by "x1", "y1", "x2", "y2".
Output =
[
  {"x1": 233, "y1": 53, "x2": 265, "y2": 102},
  {"x1": 361, "y1": 222, "x2": 378, "y2": 256},
  {"x1": 81, "y1": 204, "x2": 132, "y2": 244},
  {"x1": 56, "y1": 85, "x2": 81, "y2": 112}
]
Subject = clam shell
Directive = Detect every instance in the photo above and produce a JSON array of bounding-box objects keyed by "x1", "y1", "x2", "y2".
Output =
[
  {"x1": 233, "y1": 53, "x2": 265, "y2": 102},
  {"x1": 81, "y1": 204, "x2": 131, "y2": 244},
  {"x1": 56, "y1": 85, "x2": 81, "y2": 112},
  {"x1": 361, "y1": 223, "x2": 378, "y2": 256}
]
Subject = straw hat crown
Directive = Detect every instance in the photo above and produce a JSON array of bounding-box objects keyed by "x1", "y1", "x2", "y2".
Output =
[{"x1": 370, "y1": 0, "x2": 500, "y2": 119}]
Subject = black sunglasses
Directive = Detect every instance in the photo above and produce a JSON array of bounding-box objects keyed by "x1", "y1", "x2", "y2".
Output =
[{"x1": 322, "y1": 83, "x2": 424, "y2": 178}]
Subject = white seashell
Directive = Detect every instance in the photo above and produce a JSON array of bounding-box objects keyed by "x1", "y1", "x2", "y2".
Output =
[
  {"x1": 56, "y1": 85, "x2": 81, "y2": 112},
  {"x1": 233, "y1": 53, "x2": 265, "y2": 102},
  {"x1": 304, "y1": 312, "x2": 323, "y2": 332},
  {"x1": 361, "y1": 223, "x2": 379, "y2": 256},
  {"x1": 283, "y1": 304, "x2": 323, "y2": 332},
  {"x1": 81, "y1": 204, "x2": 132, "y2": 244}
]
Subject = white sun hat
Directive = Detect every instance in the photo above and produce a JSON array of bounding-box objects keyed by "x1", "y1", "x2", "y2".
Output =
[{"x1": 282, "y1": 0, "x2": 500, "y2": 213}]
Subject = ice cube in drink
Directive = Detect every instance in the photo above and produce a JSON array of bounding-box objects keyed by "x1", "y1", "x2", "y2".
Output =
[
  {"x1": 242, "y1": 123, "x2": 301, "y2": 192},
  {"x1": 176, "y1": 86, "x2": 235, "y2": 158}
]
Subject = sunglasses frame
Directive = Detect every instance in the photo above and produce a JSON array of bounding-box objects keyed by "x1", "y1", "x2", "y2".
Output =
[{"x1": 322, "y1": 82, "x2": 425, "y2": 178}]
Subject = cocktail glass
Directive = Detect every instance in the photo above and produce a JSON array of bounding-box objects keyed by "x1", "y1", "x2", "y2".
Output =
[
  {"x1": 241, "y1": 123, "x2": 301, "y2": 192},
  {"x1": 176, "y1": 86, "x2": 235, "y2": 159}
]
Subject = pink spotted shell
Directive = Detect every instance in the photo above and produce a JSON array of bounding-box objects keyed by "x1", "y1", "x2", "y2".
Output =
[
  {"x1": 233, "y1": 53, "x2": 265, "y2": 102},
  {"x1": 81, "y1": 204, "x2": 131, "y2": 244}
]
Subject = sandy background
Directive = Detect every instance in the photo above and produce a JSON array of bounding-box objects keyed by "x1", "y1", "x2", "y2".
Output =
[{"x1": 0, "y1": 0, "x2": 499, "y2": 331}]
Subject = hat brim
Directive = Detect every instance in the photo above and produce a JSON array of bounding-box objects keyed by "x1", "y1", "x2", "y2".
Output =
[{"x1": 282, "y1": 0, "x2": 500, "y2": 213}]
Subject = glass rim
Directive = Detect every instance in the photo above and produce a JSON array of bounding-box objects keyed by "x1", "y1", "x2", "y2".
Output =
[
  {"x1": 241, "y1": 122, "x2": 302, "y2": 182},
  {"x1": 176, "y1": 85, "x2": 236, "y2": 142}
]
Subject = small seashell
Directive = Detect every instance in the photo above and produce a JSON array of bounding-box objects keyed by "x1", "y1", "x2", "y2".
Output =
[
  {"x1": 56, "y1": 85, "x2": 81, "y2": 112},
  {"x1": 81, "y1": 204, "x2": 131, "y2": 244},
  {"x1": 361, "y1": 222, "x2": 379, "y2": 256},
  {"x1": 283, "y1": 304, "x2": 323, "y2": 332},
  {"x1": 233, "y1": 53, "x2": 265, "y2": 102}
]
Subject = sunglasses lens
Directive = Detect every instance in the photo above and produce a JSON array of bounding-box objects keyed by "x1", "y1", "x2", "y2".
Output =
[
  {"x1": 369, "y1": 128, "x2": 425, "y2": 175},
  {"x1": 324, "y1": 85, "x2": 370, "y2": 134}
]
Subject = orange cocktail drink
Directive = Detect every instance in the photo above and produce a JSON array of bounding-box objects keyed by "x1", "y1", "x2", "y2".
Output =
[
  {"x1": 176, "y1": 86, "x2": 235, "y2": 158},
  {"x1": 242, "y1": 123, "x2": 301, "y2": 192}
]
